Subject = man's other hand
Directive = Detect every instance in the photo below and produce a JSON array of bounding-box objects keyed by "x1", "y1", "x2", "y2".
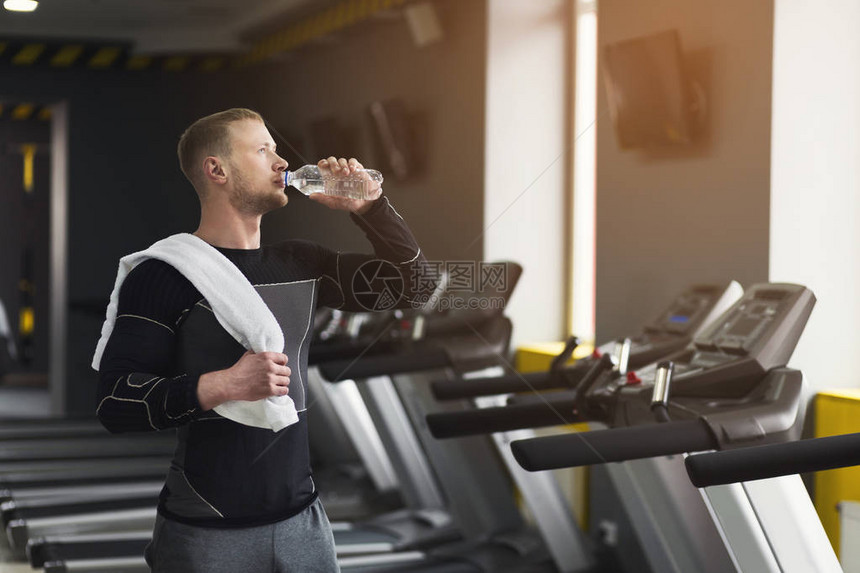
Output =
[{"x1": 197, "y1": 351, "x2": 290, "y2": 411}]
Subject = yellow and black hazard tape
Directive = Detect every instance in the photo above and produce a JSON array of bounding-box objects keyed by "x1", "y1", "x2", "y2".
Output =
[
  {"x1": 0, "y1": 0, "x2": 415, "y2": 73},
  {"x1": 0, "y1": 40, "x2": 231, "y2": 72},
  {"x1": 0, "y1": 101, "x2": 52, "y2": 121}
]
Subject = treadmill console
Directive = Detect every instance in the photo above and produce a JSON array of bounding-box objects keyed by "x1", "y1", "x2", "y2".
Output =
[
  {"x1": 609, "y1": 283, "x2": 815, "y2": 432},
  {"x1": 645, "y1": 283, "x2": 742, "y2": 337},
  {"x1": 509, "y1": 283, "x2": 819, "y2": 471},
  {"x1": 606, "y1": 281, "x2": 743, "y2": 371},
  {"x1": 691, "y1": 283, "x2": 815, "y2": 370}
]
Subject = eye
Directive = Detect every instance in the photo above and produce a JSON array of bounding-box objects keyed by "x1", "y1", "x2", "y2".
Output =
[{"x1": 259, "y1": 147, "x2": 266, "y2": 153}]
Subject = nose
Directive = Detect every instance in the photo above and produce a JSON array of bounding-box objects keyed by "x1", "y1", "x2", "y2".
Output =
[{"x1": 274, "y1": 154, "x2": 288, "y2": 172}]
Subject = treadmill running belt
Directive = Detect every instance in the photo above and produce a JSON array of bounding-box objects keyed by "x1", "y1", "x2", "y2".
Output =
[{"x1": 30, "y1": 537, "x2": 150, "y2": 568}]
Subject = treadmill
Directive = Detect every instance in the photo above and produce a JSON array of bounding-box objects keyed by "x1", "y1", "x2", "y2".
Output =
[
  {"x1": 685, "y1": 422, "x2": 860, "y2": 572},
  {"x1": 0, "y1": 424, "x2": 173, "y2": 502},
  {"x1": 305, "y1": 269, "x2": 454, "y2": 523},
  {"x1": 426, "y1": 281, "x2": 743, "y2": 437},
  {"x1": 0, "y1": 429, "x2": 174, "y2": 555},
  {"x1": 425, "y1": 282, "x2": 744, "y2": 572},
  {"x1": 305, "y1": 263, "x2": 563, "y2": 571},
  {"x1": 0, "y1": 456, "x2": 170, "y2": 493},
  {"x1": 307, "y1": 308, "x2": 407, "y2": 522},
  {"x1": 510, "y1": 282, "x2": 822, "y2": 573},
  {"x1": 0, "y1": 420, "x2": 170, "y2": 496},
  {"x1": 682, "y1": 438, "x2": 847, "y2": 573},
  {"x1": 317, "y1": 314, "x2": 560, "y2": 572},
  {"x1": 309, "y1": 283, "x2": 510, "y2": 558}
]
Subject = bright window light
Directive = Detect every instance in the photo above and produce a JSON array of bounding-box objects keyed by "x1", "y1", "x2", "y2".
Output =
[
  {"x1": 4, "y1": 0, "x2": 38, "y2": 12},
  {"x1": 570, "y1": 0, "x2": 597, "y2": 343}
]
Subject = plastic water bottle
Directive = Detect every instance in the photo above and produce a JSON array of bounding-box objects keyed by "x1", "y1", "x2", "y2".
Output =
[{"x1": 285, "y1": 165, "x2": 384, "y2": 200}]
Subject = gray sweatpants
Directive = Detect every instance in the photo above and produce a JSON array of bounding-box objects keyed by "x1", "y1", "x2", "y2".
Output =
[{"x1": 145, "y1": 498, "x2": 339, "y2": 572}]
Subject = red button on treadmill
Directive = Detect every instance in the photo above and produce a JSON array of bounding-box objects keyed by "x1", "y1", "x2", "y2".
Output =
[{"x1": 626, "y1": 372, "x2": 642, "y2": 385}]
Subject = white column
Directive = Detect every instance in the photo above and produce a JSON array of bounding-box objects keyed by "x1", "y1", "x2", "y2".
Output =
[
  {"x1": 770, "y1": 0, "x2": 860, "y2": 390},
  {"x1": 484, "y1": 0, "x2": 571, "y2": 346}
]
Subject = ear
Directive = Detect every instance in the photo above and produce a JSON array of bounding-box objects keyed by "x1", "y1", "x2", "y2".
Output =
[{"x1": 202, "y1": 156, "x2": 227, "y2": 185}]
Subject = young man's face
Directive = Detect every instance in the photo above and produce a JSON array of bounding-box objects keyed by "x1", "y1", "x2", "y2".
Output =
[{"x1": 224, "y1": 119, "x2": 289, "y2": 215}]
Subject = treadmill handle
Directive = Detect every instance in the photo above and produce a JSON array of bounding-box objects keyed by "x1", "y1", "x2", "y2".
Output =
[
  {"x1": 613, "y1": 338, "x2": 632, "y2": 376},
  {"x1": 511, "y1": 419, "x2": 717, "y2": 472},
  {"x1": 572, "y1": 353, "x2": 616, "y2": 416},
  {"x1": 550, "y1": 336, "x2": 581, "y2": 373},
  {"x1": 430, "y1": 371, "x2": 561, "y2": 401},
  {"x1": 685, "y1": 432, "x2": 860, "y2": 488},
  {"x1": 650, "y1": 361, "x2": 675, "y2": 423},
  {"x1": 426, "y1": 397, "x2": 582, "y2": 439},
  {"x1": 316, "y1": 348, "x2": 450, "y2": 382}
]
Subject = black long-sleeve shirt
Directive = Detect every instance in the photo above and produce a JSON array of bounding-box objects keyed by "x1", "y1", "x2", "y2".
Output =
[{"x1": 96, "y1": 196, "x2": 431, "y2": 526}]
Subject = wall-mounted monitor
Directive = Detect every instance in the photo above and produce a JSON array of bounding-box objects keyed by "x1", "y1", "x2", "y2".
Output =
[{"x1": 603, "y1": 29, "x2": 696, "y2": 149}]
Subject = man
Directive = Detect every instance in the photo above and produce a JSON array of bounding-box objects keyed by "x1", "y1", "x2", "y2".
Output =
[{"x1": 96, "y1": 108, "x2": 431, "y2": 572}]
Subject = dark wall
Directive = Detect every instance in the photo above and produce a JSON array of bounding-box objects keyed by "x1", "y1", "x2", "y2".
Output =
[
  {"x1": 249, "y1": 0, "x2": 487, "y2": 262},
  {"x1": 0, "y1": 0, "x2": 487, "y2": 414},
  {"x1": 0, "y1": 68, "x2": 237, "y2": 411}
]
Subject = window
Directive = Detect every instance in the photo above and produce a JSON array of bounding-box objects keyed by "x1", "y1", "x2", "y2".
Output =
[{"x1": 570, "y1": 0, "x2": 597, "y2": 343}]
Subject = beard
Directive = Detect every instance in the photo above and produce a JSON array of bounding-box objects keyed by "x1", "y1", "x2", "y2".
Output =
[{"x1": 228, "y1": 164, "x2": 288, "y2": 215}]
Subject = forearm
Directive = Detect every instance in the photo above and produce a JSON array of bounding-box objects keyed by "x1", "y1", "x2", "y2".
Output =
[
  {"x1": 349, "y1": 197, "x2": 421, "y2": 262},
  {"x1": 97, "y1": 369, "x2": 200, "y2": 433},
  {"x1": 349, "y1": 196, "x2": 437, "y2": 305},
  {"x1": 196, "y1": 370, "x2": 229, "y2": 411}
]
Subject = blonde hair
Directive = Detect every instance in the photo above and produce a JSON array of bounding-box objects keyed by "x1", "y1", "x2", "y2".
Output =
[{"x1": 177, "y1": 108, "x2": 263, "y2": 192}]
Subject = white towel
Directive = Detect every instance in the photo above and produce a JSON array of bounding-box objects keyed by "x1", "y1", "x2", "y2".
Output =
[{"x1": 92, "y1": 233, "x2": 299, "y2": 432}]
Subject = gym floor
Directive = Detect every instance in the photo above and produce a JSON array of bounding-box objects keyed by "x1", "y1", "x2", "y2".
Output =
[
  {"x1": 0, "y1": 387, "x2": 49, "y2": 419},
  {"x1": 0, "y1": 387, "x2": 49, "y2": 572}
]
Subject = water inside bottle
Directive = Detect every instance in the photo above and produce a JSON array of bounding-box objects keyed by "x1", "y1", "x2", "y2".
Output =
[{"x1": 297, "y1": 177, "x2": 377, "y2": 200}]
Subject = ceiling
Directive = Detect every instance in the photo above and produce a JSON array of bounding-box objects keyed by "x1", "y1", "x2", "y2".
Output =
[{"x1": 0, "y1": 0, "x2": 322, "y2": 55}]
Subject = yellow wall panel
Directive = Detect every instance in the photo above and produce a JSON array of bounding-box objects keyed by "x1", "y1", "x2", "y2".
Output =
[
  {"x1": 514, "y1": 342, "x2": 595, "y2": 529},
  {"x1": 814, "y1": 390, "x2": 860, "y2": 556}
]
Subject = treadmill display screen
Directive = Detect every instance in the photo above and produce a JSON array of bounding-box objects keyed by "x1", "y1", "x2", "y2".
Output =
[
  {"x1": 755, "y1": 289, "x2": 787, "y2": 301},
  {"x1": 669, "y1": 315, "x2": 690, "y2": 323},
  {"x1": 727, "y1": 317, "x2": 760, "y2": 338}
]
